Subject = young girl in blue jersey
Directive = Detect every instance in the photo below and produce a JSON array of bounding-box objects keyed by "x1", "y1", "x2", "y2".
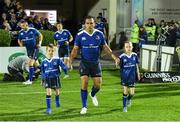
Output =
[
  {"x1": 117, "y1": 41, "x2": 140, "y2": 112},
  {"x1": 41, "y1": 44, "x2": 68, "y2": 114}
]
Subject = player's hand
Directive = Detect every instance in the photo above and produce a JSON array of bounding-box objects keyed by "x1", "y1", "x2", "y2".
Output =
[
  {"x1": 65, "y1": 41, "x2": 69, "y2": 45},
  {"x1": 36, "y1": 44, "x2": 41, "y2": 48}
]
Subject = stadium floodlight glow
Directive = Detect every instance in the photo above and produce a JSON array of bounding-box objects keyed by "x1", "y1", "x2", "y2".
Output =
[{"x1": 25, "y1": 9, "x2": 57, "y2": 25}]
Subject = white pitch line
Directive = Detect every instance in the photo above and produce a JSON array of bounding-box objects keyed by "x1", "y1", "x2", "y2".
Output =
[{"x1": 0, "y1": 89, "x2": 119, "y2": 95}]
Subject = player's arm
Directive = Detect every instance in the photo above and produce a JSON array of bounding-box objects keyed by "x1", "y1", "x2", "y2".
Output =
[
  {"x1": 54, "y1": 40, "x2": 58, "y2": 47},
  {"x1": 18, "y1": 39, "x2": 23, "y2": 47},
  {"x1": 103, "y1": 44, "x2": 119, "y2": 64},
  {"x1": 136, "y1": 64, "x2": 140, "y2": 81},
  {"x1": 70, "y1": 34, "x2": 80, "y2": 64},
  {"x1": 69, "y1": 35, "x2": 73, "y2": 43},
  {"x1": 37, "y1": 33, "x2": 43, "y2": 48},
  {"x1": 70, "y1": 46, "x2": 79, "y2": 64},
  {"x1": 40, "y1": 63, "x2": 45, "y2": 85},
  {"x1": 65, "y1": 32, "x2": 73, "y2": 45},
  {"x1": 59, "y1": 59, "x2": 68, "y2": 75},
  {"x1": 59, "y1": 59, "x2": 69, "y2": 79}
]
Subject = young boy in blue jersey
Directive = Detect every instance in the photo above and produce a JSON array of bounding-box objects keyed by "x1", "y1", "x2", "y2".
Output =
[
  {"x1": 41, "y1": 44, "x2": 68, "y2": 114},
  {"x1": 18, "y1": 20, "x2": 43, "y2": 85},
  {"x1": 117, "y1": 41, "x2": 140, "y2": 112},
  {"x1": 70, "y1": 16, "x2": 118, "y2": 114},
  {"x1": 54, "y1": 22, "x2": 73, "y2": 71}
]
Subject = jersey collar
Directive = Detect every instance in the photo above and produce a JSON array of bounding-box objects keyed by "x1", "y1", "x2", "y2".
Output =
[{"x1": 83, "y1": 29, "x2": 96, "y2": 36}]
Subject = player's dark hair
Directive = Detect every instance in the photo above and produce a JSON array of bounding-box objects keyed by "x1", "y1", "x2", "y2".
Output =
[
  {"x1": 55, "y1": 22, "x2": 63, "y2": 26},
  {"x1": 123, "y1": 41, "x2": 132, "y2": 47},
  {"x1": 84, "y1": 16, "x2": 95, "y2": 22},
  {"x1": 46, "y1": 43, "x2": 54, "y2": 50}
]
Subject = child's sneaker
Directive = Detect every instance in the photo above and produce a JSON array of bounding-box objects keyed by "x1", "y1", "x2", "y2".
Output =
[
  {"x1": 122, "y1": 107, "x2": 127, "y2": 112},
  {"x1": 127, "y1": 100, "x2": 131, "y2": 107},
  {"x1": 80, "y1": 107, "x2": 87, "y2": 114},
  {"x1": 46, "y1": 108, "x2": 52, "y2": 114}
]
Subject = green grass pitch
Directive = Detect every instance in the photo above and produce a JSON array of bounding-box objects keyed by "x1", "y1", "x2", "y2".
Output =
[{"x1": 0, "y1": 69, "x2": 180, "y2": 121}]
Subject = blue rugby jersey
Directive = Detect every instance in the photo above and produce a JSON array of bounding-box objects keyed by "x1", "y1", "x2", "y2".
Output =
[
  {"x1": 119, "y1": 52, "x2": 139, "y2": 83},
  {"x1": 75, "y1": 29, "x2": 106, "y2": 62},
  {"x1": 18, "y1": 27, "x2": 40, "y2": 50},
  {"x1": 54, "y1": 29, "x2": 72, "y2": 49},
  {"x1": 41, "y1": 57, "x2": 68, "y2": 80},
  {"x1": 95, "y1": 22, "x2": 105, "y2": 33}
]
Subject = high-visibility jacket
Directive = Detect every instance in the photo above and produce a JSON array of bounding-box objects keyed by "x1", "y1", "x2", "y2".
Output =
[
  {"x1": 130, "y1": 23, "x2": 139, "y2": 43},
  {"x1": 145, "y1": 25, "x2": 156, "y2": 42}
]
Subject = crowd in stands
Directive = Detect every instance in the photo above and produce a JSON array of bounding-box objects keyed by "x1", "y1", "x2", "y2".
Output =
[{"x1": 0, "y1": 0, "x2": 54, "y2": 32}]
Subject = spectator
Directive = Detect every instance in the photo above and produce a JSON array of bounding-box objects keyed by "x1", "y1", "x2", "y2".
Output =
[
  {"x1": 2, "y1": 20, "x2": 11, "y2": 31},
  {"x1": 145, "y1": 18, "x2": 157, "y2": 44},
  {"x1": 130, "y1": 20, "x2": 139, "y2": 53},
  {"x1": 16, "y1": 7, "x2": 26, "y2": 21},
  {"x1": 43, "y1": 18, "x2": 52, "y2": 30},
  {"x1": 26, "y1": 16, "x2": 34, "y2": 27},
  {"x1": 2, "y1": 0, "x2": 13, "y2": 14},
  {"x1": 165, "y1": 22, "x2": 177, "y2": 47},
  {"x1": 9, "y1": 13, "x2": 17, "y2": 31},
  {"x1": 139, "y1": 25, "x2": 148, "y2": 48},
  {"x1": 33, "y1": 15, "x2": 42, "y2": 29},
  {"x1": 0, "y1": 12, "x2": 8, "y2": 24}
]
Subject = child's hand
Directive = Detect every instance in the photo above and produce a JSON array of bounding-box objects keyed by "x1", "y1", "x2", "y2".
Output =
[
  {"x1": 137, "y1": 73, "x2": 141, "y2": 81},
  {"x1": 115, "y1": 58, "x2": 120, "y2": 68}
]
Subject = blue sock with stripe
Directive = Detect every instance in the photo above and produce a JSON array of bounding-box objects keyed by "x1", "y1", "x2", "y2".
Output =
[
  {"x1": 29, "y1": 66, "x2": 34, "y2": 81},
  {"x1": 81, "y1": 89, "x2": 87, "y2": 108},
  {"x1": 46, "y1": 95, "x2": 51, "y2": 110},
  {"x1": 55, "y1": 95, "x2": 60, "y2": 107},
  {"x1": 91, "y1": 86, "x2": 100, "y2": 97},
  {"x1": 123, "y1": 94, "x2": 127, "y2": 108}
]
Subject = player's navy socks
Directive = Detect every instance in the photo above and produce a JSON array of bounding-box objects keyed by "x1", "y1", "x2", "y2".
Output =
[
  {"x1": 55, "y1": 95, "x2": 60, "y2": 107},
  {"x1": 128, "y1": 95, "x2": 133, "y2": 101},
  {"x1": 81, "y1": 89, "x2": 87, "y2": 108},
  {"x1": 123, "y1": 94, "x2": 128, "y2": 108},
  {"x1": 29, "y1": 66, "x2": 34, "y2": 81},
  {"x1": 46, "y1": 95, "x2": 51, "y2": 109},
  {"x1": 91, "y1": 86, "x2": 100, "y2": 97}
]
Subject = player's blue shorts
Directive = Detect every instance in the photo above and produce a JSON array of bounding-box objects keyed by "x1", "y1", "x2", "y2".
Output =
[
  {"x1": 79, "y1": 61, "x2": 102, "y2": 77},
  {"x1": 27, "y1": 48, "x2": 39, "y2": 60},
  {"x1": 43, "y1": 77, "x2": 61, "y2": 89},
  {"x1": 121, "y1": 80, "x2": 135, "y2": 87},
  {"x1": 58, "y1": 47, "x2": 69, "y2": 58}
]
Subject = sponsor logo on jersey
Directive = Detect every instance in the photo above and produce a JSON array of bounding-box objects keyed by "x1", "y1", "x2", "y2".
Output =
[
  {"x1": 56, "y1": 34, "x2": 59, "y2": 37},
  {"x1": 96, "y1": 35, "x2": 100, "y2": 40},
  {"x1": 30, "y1": 31, "x2": 33, "y2": 34},
  {"x1": 44, "y1": 63, "x2": 48, "y2": 67},
  {"x1": 82, "y1": 37, "x2": 86, "y2": 41}
]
